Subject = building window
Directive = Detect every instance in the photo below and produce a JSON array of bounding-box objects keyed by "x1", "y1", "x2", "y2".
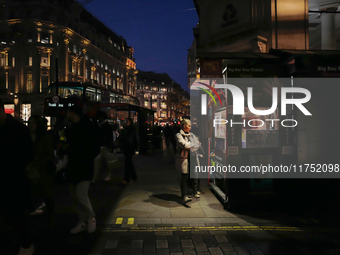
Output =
[
  {"x1": 29, "y1": 56, "x2": 33, "y2": 66},
  {"x1": 117, "y1": 69, "x2": 120, "y2": 76},
  {"x1": 105, "y1": 64, "x2": 108, "y2": 70},
  {"x1": 152, "y1": 87, "x2": 158, "y2": 91},
  {"x1": 112, "y1": 68, "x2": 115, "y2": 74},
  {"x1": 91, "y1": 58, "x2": 94, "y2": 64},
  {"x1": 85, "y1": 54, "x2": 88, "y2": 60},
  {"x1": 0, "y1": 75, "x2": 5, "y2": 90},
  {"x1": 152, "y1": 102, "x2": 157, "y2": 109},
  {"x1": 161, "y1": 103, "x2": 167, "y2": 109},
  {"x1": 112, "y1": 79, "x2": 115, "y2": 89},
  {"x1": 9, "y1": 76, "x2": 15, "y2": 92},
  {"x1": 27, "y1": 74, "x2": 33, "y2": 93},
  {"x1": 41, "y1": 53, "x2": 49, "y2": 66},
  {"x1": 73, "y1": 45, "x2": 77, "y2": 54},
  {"x1": 152, "y1": 94, "x2": 157, "y2": 100},
  {"x1": 0, "y1": 54, "x2": 6, "y2": 66},
  {"x1": 96, "y1": 73, "x2": 99, "y2": 82},
  {"x1": 12, "y1": 57, "x2": 15, "y2": 67},
  {"x1": 42, "y1": 75, "x2": 48, "y2": 93},
  {"x1": 85, "y1": 68, "x2": 88, "y2": 79},
  {"x1": 96, "y1": 60, "x2": 99, "y2": 66},
  {"x1": 161, "y1": 111, "x2": 167, "y2": 118},
  {"x1": 40, "y1": 33, "x2": 49, "y2": 44},
  {"x1": 144, "y1": 101, "x2": 149, "y2": 107},
  {"x1": 161, "y1": 88, "x2": 167, "y2": 92},
  {"x1": 72, "y1": 61, "x2": 76, "y2": 73},
  {"x1": 91, "y1": 70, "x2": 94, "y2": 79}
]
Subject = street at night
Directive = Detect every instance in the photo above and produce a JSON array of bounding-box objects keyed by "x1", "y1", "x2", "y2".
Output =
[
  {"x1": 1, "y1": 0, "x2": 340, "y2": 254},
  {"x1": 1, "y1": 144, "x2": 340, "y2": 255}
]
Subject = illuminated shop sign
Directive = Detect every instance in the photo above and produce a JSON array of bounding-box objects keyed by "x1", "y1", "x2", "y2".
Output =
[{"x1": 48, "y1": 103, "x2": 74, "y2": 107}]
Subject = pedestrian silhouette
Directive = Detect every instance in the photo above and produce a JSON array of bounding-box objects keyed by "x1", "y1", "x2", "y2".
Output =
[
  {"x1": 121, "y1": 117, "x2": 139, "y2": 184},
  {"x1": 64, "y1": 104, "x2": 100, "y2": 234},
  {"x1": 0, "y1": 99, "x2": 35, "y2": 255}
]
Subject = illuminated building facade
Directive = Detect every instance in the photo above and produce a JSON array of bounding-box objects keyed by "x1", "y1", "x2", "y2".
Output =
[
  {"x1": 136, "y1": 71, "x2": 189, "y2": 124},
  {"x1": 0, "y1": 0, "x2": 137, "y2": 121}
]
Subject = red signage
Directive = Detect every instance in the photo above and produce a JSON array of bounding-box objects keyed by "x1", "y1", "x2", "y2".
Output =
[{"x1": 5, "y1": 108, "x2": 14, "y2": 114}]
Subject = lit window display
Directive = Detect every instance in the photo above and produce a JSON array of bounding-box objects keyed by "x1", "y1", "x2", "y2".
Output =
[
  {"x1": 4, "y1": 104, "x2": 14, "y2": 116},
  {"x1": 21, "y1": 104, "x2": 31, "y2": 123}
]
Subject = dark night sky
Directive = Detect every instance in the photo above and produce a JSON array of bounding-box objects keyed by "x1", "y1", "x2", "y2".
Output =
[{"x1": 85, "y1": 0, "x2": 198, "y2": 92}]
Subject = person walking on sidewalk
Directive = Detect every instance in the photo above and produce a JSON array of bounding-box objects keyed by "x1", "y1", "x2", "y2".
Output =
[
  {"x1": 64, "y1": 104, "x2": 100, "y2": 234},
  {"x1": 27, "y1": 114, "x2": 56, "y2": 227},
  {"x1": 0, "y1": 99, "x2": 35, "y2": 255},
  {"x1": 121, "y1": 117, "x2": 139, "y2": 184},
  {"x1": 94, "y1": 111, "x2": 114, "y2": 181},
  {"x1": 175, "y1": 119, "x2": 196, "y2": 203}
]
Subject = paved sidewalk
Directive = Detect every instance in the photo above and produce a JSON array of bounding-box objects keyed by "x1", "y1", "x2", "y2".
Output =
[{"x1": 1, "y1": 145, "x2": 340, "y2": 255}]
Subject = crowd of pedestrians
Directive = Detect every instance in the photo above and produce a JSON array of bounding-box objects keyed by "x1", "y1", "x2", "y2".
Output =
[
  {"x1": 0, "y1": 97, "x2": 201, "y2": 254},
  {"x1": 0, "y1": 99, "x2": 141, "y2": 255}
]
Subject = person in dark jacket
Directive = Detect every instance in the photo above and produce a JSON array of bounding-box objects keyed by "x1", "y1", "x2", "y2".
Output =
[
  {"x1": 94, "y1": 111, "x2": 114, "y2": 181},
  {"x1": 65, "y1": 104, "x2": 100, "y2": 234},
  {"x1": 121, "y1": 117, "x2": 139, "y2": 184},
  {"x1": 0, "y1": 99, "x2": 35, "y2": 255},
  {"x1": 27, "y1": 115, "x2": 55, "y2": 226}
]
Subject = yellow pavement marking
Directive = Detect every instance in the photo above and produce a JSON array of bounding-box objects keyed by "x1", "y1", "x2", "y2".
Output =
[
  {"x1": 115, "y1": 218, "x2": 123, "y2": 224},
  {"x1": 127, "y1": 218, "x2": 134, "y2": 224}
]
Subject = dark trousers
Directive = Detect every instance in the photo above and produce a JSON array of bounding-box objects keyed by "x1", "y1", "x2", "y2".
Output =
[
  {"x1": 2, "y1": 184, "x2": 33, "y2": 249},
  {"x1": 193, "y1": 178, "x2": 200, "y2": 195},
  {"x1": 181, "y1": 173, "x2": 189, "y2": 198},
  {"x1": 124, "y1": 154, "x2": 137, "y2": 182}
]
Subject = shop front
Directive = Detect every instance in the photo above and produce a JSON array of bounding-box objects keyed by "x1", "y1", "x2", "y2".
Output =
[{"x1": 191, "y1": 53, "x2": 297, "y2": 210}]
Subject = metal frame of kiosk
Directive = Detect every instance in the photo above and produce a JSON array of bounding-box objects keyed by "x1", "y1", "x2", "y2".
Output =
[{"x1": 196, "y1": 53, "x2": 297, "y2": 211}]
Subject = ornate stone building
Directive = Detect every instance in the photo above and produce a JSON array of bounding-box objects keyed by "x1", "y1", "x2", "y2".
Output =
[
  {"x1": 0, "y1": 0, "x2": 138, "y2": 121},
  {"x1": 136, "y1": 71, "x2": 189, "y2": 124}
]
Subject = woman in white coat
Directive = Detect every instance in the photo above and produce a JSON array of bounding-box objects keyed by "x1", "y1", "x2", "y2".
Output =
[{"x1": 175, "y1": 119, "x2": 199, "y2": 203}]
